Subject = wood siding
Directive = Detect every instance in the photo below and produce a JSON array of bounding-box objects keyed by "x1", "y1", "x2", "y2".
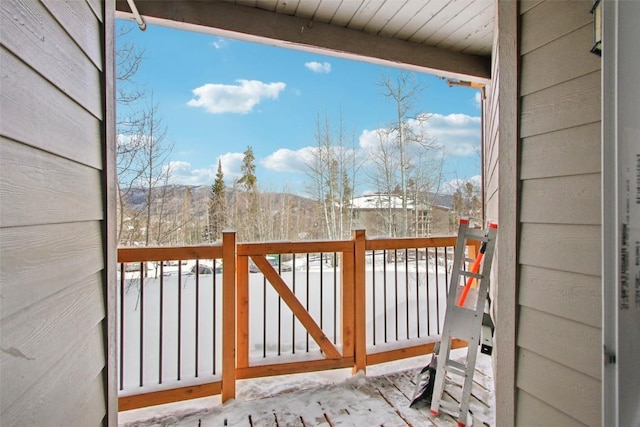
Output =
[
  {"x1": 482, "y1": 0, "x2": 518, "y2": 423},
  {"x1": 518, "y1": 1, "x2": 601, "y2": 425},
  {"x1": 0, "y1": 0, "x2": 110, "y2": 425}
]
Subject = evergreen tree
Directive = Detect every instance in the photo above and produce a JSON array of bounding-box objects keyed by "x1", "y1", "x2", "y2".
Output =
[
  {"x1": 237, "y1": 146, "x2": 259, "y2": 240},
  {"x1": 207, "y1": 159, "x2": 226, "y2": 242},
  {"x1": 238, "y1": 146, "x2": 257, "y2": 192}
]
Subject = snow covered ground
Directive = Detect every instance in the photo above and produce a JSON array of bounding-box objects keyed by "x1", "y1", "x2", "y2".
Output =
[
  {"x1": 118, "y1": 258, "x2": 455, "y2": 396},
  {"x1": 117, "y1": 253, "x2": 495, "y2": 426},
  {"x1": 118, "y1": 349, "x2": 495, "y2": 426}
]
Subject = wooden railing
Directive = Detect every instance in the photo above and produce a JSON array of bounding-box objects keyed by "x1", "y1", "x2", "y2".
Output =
[{"x1": 117, "y1": 230, "x2": 472, "y2": 411}]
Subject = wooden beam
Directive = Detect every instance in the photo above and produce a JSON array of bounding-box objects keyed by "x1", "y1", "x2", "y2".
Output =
[
  {"x1": 236, "y1": 255, "x2": 250, "y2": 369},
  {"x1": 115, "y1": 0, "x2": 491, "y2": 81},
  {"x1": 221, "y1": 231, "x2": 236, "y2": 402},
  {"x1": 366, "y1": 339, "x2": 468, "y2": 366},
  {"x1": 103, "y1": 0, "x2": 117, "y2": 423},
  {"x1": 118, "y1": 381, "x2": 222, "y2": 411},
  {"x1": 495, "y1": 0, "x2": 519, "y2": 425},
  {"x1": 118, "y1": 245, "x2": 222, "y2": 262},
  {"x1": 341, "y1": 250, "x2": 355, "y2": 361},
  {"x1": 352, "y1": 229, "x2": 367, "y2": 373},
  {"x1": 237, "y1": 357, "x2": 354, "y2": 380},
  {"x1": 251, "y1": 255, "x2": 341, "y2": 359}
]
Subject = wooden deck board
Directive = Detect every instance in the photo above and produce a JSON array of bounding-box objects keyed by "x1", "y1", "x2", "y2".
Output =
[{"x1": 120, "y1": 353, "x2": 494, "y2": 427}]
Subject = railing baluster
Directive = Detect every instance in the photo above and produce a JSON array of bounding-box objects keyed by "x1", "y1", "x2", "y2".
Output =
[
  {"x1": 119, "y1": 263, "x2": 124, "y2": 391},
  {"x1": 278, "y1": 257, "x2": 282, "y2": 356},
  {"x1": 159, "y1": 263, "x2": 164, "y2": 384},
  {"x1": 383, "y1": 251, "x2": 387, "y2": 343},
  {"x1": 372, "y1": 251, "x2": 376, "y2": 346},
  {"x1": 320, "y1": 252, "x2": 324, "y2": 332},
  {"x1": 177, "y1": 263, "x2": 182, "y2": 381},
  {"x1": 213, "y1": 259, "x2": 217, "y2": 375},
  {"x1": 405, "y1": 249, "x2": 409, "y2": 340},
  {"x1": 263, "y1": 275, "x2": 267, "y2": 358},
  {"x1": 444, "y1": 247, "x2": 450, "y2": 297},
  {"x1": 435, "y1": 247, "x2": 440, "y2": 334},
  {"x1": 195, "y1": 260, "x2": 199, "y2": 378},
  {"x1": 292, "y1": 256, "x2": 296, "y2": 355},
  {"x1": 333, "y1": 252, "x2": 337, "y2": 344},
  {"x1": 394, "y1": 249, "x2": 398, "y2": 341},
  {"x1": 139, "y1": 262, "x2": 144, "y2": 387},
  {"x1": 426, "y1": 248, "x2": 431, "y2": 336},
  {"x1": 415, "y1": 248, "x2": 420, "y2": 338},
  {"x1": 306, "y1": 253, "x2": 310, "y2": 352}
]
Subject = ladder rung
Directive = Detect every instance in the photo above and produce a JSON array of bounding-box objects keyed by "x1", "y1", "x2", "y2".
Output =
[
  {"x1": 459, "y1": 270, "x2": 482, "y2": 279},
  {"x1": 445, "y1": 360, "x2": 467, "y2": 375}
]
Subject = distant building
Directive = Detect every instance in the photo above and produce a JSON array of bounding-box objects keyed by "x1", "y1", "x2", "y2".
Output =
[{"x1": 350, "y1": 194, "x2": 453, "y2": 237}]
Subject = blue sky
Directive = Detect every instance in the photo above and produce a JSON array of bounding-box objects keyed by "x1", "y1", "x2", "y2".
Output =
[{"x1": 117, "y1": 20, "x2": 481, "y2": 195}]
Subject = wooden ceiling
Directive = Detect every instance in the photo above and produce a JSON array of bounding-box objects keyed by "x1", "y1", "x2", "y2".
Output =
[{"x1": 115, "y1": 0, "x2": 494, "y2": 81}]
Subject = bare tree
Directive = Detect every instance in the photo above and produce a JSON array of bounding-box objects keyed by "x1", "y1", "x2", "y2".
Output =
[
  {"x1": 115, "y1": 25, "x2": 147, "y2": 245},
  {"x1": 305, "y1": 114, "x2": 357, "y2": 240},
  {"x1": 130, "y1": 97, "x2": 174, "y2": 246},
  {"x1": 366, "y1": 128, "x2": 399, "y2": 236},
  {"x1": 376, "y1": 72, "x2": 440, "y2": 236}
]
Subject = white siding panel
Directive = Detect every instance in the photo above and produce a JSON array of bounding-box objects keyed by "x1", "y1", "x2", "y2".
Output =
[
  {"x1": 515, "y1": 0, "x2": 602, "y2": 424},
  {"x1": 519, "y1": 265, "x2": 601, "y2": 328},
  {"x1": 70, "y1": 374, "x2": 107, "y2": 426},
  {"x1": 0, "y1": 221, "x2": 104, "y2": 319},
  {"x1": 521, "y1": 24, "x2": 600, "y2": 96},
  {"x1": 520, "y1": 0, "x2": 593, "y2": 54},
  {"x1": 519, "y1": 223, "x2": 600, "y2": 277},
  {"x1": 0, "y1": 324, "x2": 105, "y2": 426},
  {"x1": 520, "y1": 174, "x2": 601, "y2": 225},
  {"x1": 518, "y1": 306, "x2": 601, "y2": 380},
  {"x1": 0, "y1": 0, "x2": 109, "y2": 424},
  {"x1": 517, "y1": 348, "x2": 600, "y2": 426},
  {"x1": 0, "y1": 273, "x2": 104, "y2": 409},
  {"x1": 0, "y1": 137, "x2": 103, "y2": 227},
  {"x1": 0, "y1": 0, "x2": 102, "y2": 118},
  {"x1": 41, "y1": 0, "x2": 102, "y2": 69},
  {"x1": 520, "y1": 0, "x2": 543, "y2": 15},
  {"x1": 520, "y1": 122, "x2": 601, "y2": 179},
  {"x1": 85, "y1": 0, "x2": 103, "y2": 22},
  {"x1": 517, "y1": 390, "x2": 586, "y2": 426},
  {"x1": 0, "y1": 47, "x2": 102, "y2": 168},
  {"x1": 520, "y1": 71, "x2": 600, "y2": 139}
]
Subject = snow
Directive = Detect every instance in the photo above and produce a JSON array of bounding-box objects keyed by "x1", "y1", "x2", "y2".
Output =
[
  {"x1": 119, "y1": 349, "x2": 495, "y2": 426},
  {"x1": 118, "y1": 259, "x2": 454, "y2": 396},
  {"x1": 117, "y1": 253, "x2": 495, "y2": 425}
]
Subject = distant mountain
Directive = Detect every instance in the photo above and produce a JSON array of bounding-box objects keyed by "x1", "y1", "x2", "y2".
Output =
[{"x1": 121, "y1": 185, "x2": 317, "y2": 216}]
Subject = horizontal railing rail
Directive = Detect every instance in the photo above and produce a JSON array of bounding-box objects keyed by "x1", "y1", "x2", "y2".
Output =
[{"x1": 117, "y1": 231, "x2": 475, "y2": 411}]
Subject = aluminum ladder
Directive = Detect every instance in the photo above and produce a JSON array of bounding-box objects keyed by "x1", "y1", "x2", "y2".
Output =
[{"x1": 429, "y1": 219, "x2": 498, "y2": 426}]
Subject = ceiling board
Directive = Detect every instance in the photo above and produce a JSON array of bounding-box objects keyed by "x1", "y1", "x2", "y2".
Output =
[{"x1": 117, "y1": 0, "x2": 493, "y2": 80}]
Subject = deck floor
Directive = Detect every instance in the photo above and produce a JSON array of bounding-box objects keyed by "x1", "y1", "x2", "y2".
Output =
[{"x1": 121, "y1": 352, "x2": 494, "y2": 427}]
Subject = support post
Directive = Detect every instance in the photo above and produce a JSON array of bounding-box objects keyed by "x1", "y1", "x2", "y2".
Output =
[
  {"x1": 353, "y1": 229, "x2": 366, "y2": 373},
  {"x1": 341, "y1": 245, "x2": 355, "y2": 361},
  {"x1": 236, "y1": 255, "x2": 249, "y2": 369},
  {"x1": 221, "y1": 230, "x2": 237, "y2": 402}
]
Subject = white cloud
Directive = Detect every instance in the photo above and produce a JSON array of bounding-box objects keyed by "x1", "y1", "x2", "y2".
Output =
[
  {"x1": 426, "y1": 113, "x2": 481, "y2": 156},
  {"x1": 163, "y1": 153, "x2": 245, "y2": 186},
  {"x1": 211, "y1": 38, "x2": 228, "y2": 49},
  {"x1": 218, "y1": 152, "x2": 244, "y2": 178},
  {"x1": 187, "y1": 79, "x2": 286, "y2": 114},
  {"x1": 358, "y1": 113, "x2": 480, "y2": 158},
  {"x1": 305, "y1": 61, "x2": 332, "y2": 74},
  {"x1": 165, "y1": 161, "x2": 216, "y2": 186},
  {"x1": 261, "y1": 147, "x2": 315, "y2": 173},
  {"x1": 473, "y1": 91, "x2": 482, "y2": 109},
  {"x1": 443, "y1": 175, "x2": 482, "y2": 193}
]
